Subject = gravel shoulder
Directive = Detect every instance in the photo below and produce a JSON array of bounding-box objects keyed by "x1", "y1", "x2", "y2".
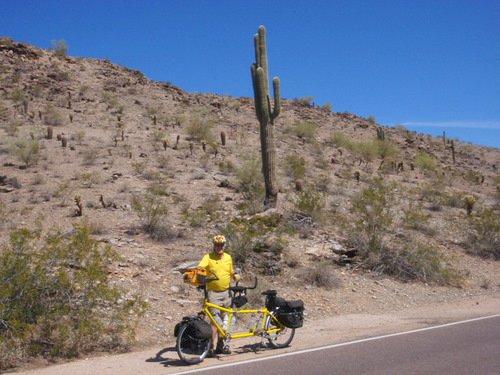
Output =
[{"x1": 11, "y1": 295, "x2": 499, "y2": 375}]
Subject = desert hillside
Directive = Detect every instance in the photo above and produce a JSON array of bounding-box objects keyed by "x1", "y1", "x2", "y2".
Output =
[{"x1": 0, "y1": 36, "x2": 498, "y2": 365}]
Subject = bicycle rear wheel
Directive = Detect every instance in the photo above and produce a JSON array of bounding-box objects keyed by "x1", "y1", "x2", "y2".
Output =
[
  {"x1": 265, "y1": 313, "x2": 295, "y2": 348},
  {"x1": 176, "y1": 323, "x2": 212, "y2": 364}
]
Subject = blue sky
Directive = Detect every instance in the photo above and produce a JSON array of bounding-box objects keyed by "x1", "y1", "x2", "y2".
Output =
[{"x1": 3, "y1": 0, "x2": 499, "y2": 148}]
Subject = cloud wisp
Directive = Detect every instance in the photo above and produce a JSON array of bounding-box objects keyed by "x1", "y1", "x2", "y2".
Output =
[{"x1": 401, "y1": 121, "x2": 500, "y2": 130}]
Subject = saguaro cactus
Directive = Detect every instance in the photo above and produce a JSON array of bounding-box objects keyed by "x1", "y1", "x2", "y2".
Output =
[{"x1": 251, "y1": 25, "x2": 281, "y2": 208}]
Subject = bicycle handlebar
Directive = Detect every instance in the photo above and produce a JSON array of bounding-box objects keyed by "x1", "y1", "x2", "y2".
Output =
[{"x1": 229, "y1": 276, "x2": 258, "y2": 294}]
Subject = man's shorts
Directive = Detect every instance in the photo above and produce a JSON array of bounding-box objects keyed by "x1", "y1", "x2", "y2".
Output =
[{"x1": 207, "y1": 289, "x2": 231, "y2": 316}]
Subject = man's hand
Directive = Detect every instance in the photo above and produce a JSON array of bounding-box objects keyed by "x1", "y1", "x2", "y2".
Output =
[{"x1": 234, "y1": 274, "x2": 241, "y2": 282}]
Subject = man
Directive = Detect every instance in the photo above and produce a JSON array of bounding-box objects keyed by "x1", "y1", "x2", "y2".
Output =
[{"x1": 198, "y1": 235, "x2": 240, "y2": 356}]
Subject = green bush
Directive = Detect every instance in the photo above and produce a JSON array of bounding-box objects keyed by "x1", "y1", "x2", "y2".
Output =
[
  {"x1": 295, "y1": 96, "x2": 314, "y2": 107},
  {"x1": 130, "y1": 192, "x2": 170, "y2": 240},
  {"x1": 291, "y1": 183, "x2": 326, "y2": 223},
  {"x1": 413, "y1": 152, "x2": 438, "y2": 171},
  {"x1": 299, "y1": 261, "x2": 341, "y2": 289},
  {"x1": 465, "y1": 207, "x2": 499, "y2": 259},
  {"x1": 185, "y1": 110, "x2": 217, "y2": 141},
  {"x1": 284, "y1": 154, "x2": 307, "y2": 180},
  {"x1": 218, "y1": 215, "x2": 283, "y2": 270},
  {"x1": 322, "y1": 103, "x2": 333, "y2": 111},
  {"x1": 51, "y1": 39, "x2": 69, "y2": 56},
  {"x1": 374, "y1": 242, "x2": 462, "y2": 286},
  {"x1": 0, "y1": 225, "x2": 147, "y2": 371},
  {"x1": 235, "y1": 153, "x2": 265, "y2": 214},
  {"x1": 11, "y1": 135, "x2": 40, "y2": 167},
  {"x1": 329, "y1": 132, "x2": 354, "y2": 150},
  {"x1": 291, "y1": 121, "x2": 318, "y2": 143}
]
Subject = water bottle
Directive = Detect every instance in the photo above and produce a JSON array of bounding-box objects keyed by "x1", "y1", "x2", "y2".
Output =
[
  {"x1": 223, "y1": 314, "x2": 229, "y2": 330},
  {"x1": 214, "y1": 313, "x2": 223, "y2": 328},
  {"x1": 256, "y1": 314, "x2": 263, "y2": 332},
  {"x1": 229, "y1": 316, "x2": 237, "y2": 333},
  {"x1": 248, "y1": 313, "x2": 256, "y2": 332}
]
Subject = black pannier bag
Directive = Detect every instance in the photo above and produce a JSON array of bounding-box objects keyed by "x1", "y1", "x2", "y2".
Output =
[
  {"x1": 188, "y1": 319, "x2": 212, "y2": 340},
  {"x1": 277, "y1": 299, "x2": 304, "y2": 329}
]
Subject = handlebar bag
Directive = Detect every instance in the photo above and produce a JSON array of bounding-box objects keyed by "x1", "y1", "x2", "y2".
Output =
[
  {"x1": 183, "y1": 267, "x2": 207, "y2": 286},
  {"x1": 233, "y1": 295, "x2": 248, "y2": 308},
  {"x1": 277, "y1": 299, "x2": 304, "y2": 329}
]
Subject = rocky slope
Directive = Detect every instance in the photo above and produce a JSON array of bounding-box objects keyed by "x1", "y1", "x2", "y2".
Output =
[{"x1": 0, "y1": 36, "x2": 498, "y2": 354}]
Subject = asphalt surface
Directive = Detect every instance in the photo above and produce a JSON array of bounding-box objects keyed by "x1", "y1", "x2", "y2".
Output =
[{"x1": 176, "y1": 315, "x2": 500, "y2": 375}]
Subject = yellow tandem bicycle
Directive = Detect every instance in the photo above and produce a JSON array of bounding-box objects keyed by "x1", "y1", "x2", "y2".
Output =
[{"x1": 175, "y1": 270, "x2": 304, "y2": 365}]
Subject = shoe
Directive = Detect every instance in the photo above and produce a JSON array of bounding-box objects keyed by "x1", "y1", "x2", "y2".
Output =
[
  {"x1": 207, "y1": 348, "x2": 215, "y2": 358},
  {"x1": 215, "y1": 340, "x2": 231, "y2": 355},
  {"x1": 215, "y1": 339, "x2": 224, "y2": 354}
]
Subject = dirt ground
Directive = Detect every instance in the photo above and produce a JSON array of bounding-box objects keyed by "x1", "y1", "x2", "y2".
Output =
[{"x1": 10, "y1": 295, "x2": 499, "y2": 375}]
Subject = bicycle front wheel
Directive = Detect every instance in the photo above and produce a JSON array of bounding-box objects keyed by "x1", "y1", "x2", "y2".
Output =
[
  {"x1": 176, "y1": 323, "x2": 212, "y2": 365},
  {"x1": 265, "y1": 313, "x2": 295, "y2": 348}
]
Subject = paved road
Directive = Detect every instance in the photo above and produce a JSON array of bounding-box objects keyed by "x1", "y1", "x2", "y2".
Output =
[{"x1": 176, "y1": 315, "x2": 500, "y2": 375}]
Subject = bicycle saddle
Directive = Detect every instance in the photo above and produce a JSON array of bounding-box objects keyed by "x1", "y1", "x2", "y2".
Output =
[{"x1": 261, "y1": 289, "x2": 277, "y2": 296}]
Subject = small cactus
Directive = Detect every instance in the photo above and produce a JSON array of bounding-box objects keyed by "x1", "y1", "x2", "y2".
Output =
[
  {"x1": 295, "y1": 179, "x2": 303, "y2": 192},
  {"x1": 376, "y1": 127, "x2": 385, "y2": 141},
  {"x1": 61, "y1": 136, "x2": 67, "y2": 147},
  {"x1": 450, "y1": 140, "x2": 456, "y2": 164},
  {"x1": 47, "y1": 126, "x2": 53, "y2": 139},
  {"x1": 221, "y1": 130, "x2": 226, "y2": 146},
  {"x1": 162, "y1": 138, "x2": 168, "y2": 151},
  {"x1": 463, "y1": 195, "x2": 476, "y2": 216},
  {"x1": 69, "y1": 112, "x2": 73, "y2": 123},
  {"x1": 74, "y1": 194, "x2": 83, "y2": 216},
  {"x1": 354, "y1": 170, "x2": 361, "y2": 183}
]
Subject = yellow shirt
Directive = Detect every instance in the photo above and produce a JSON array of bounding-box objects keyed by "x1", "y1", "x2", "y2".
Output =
[{"x1": 198, "y1": 252, "x2": 234, "y2": 291}]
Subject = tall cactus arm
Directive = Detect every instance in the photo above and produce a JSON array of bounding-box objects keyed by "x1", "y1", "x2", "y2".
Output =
[{"x1": 271, "y1": 76, "x2": 280, "y2": 120}]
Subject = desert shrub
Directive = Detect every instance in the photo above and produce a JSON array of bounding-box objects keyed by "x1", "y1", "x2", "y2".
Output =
[
  {"x1": 218, "y1": 215, "x2": 284, "y2": 272},
  {"x1": 348, "y1": 178, "x2": 396, "y2": 263},
  {"x1": 368, "y1": 115, "x2": 376, "y2": 124},
  {"x1": 413, "y1": 152, "x2": 438, "y2": 171},
  {"x1": 402, "y1": 201, "x2": 434, "y2": 235},
  {"x1": 290, "y1": 183, "x2": 326, "y2": 223},
  {"x1": 464, "y1": 207, "x2": 499, "y2": 259},
  {"x1": 353, "y1": 140, "x2": 378, "y2": 165},
  {"x1": 348, "y1": 179, "x2": 459, "y2": 284},
  {"x1": 235, "y1": 153, "x2": 265, "y2": 214},
  {"x1": 329, "y1": 132, "x2": 354, "y2": 150},
  {"x1": 78, "y1": 171, "x2": 101, "y2": 188},
  {"x1": 299, "y1": 261, "x2": 341, "y2": 289},
  {"x1": 130, "y1": 192, "x2": 170, "y2": 240},
  {"x1": 185, "y1": 109, "x2": 217, "y2": 141},
  {"x1": 182, "y1": 207, "x2": 209, "y2": 228},
  {"x1": 10, "y1": 88, "x2": 25, "y2": 103},
  {"x1": 284, "y1": 154, "x2": 307, "y2": 180},
  {"x1": 291, "y1": 121, "x2": 318, "y2": 143},
  {"x1": 0, "y1": 225, "x2": 147, "y2": 371},
  {"x1": 294, "y1": 96, "x2": 314, "y2": 107},
  {"x1": 43, "y1": 105, "x2": 63, "y2": 126},
  {"x1": 322, "y1": 103, "x2": 333, "y2": 111},
  {"x1": 51, "y1": 39, "x2": 68, "y2": 56},
  {"x1": 11, "y1": 135, "x2": 40, "y2": 167},
  {"x1": 375, "y1": 139, "x2": 399, "y2": 160},
  {"x1": 370, "y1": 241, "x2": 462, "y2": 286}
]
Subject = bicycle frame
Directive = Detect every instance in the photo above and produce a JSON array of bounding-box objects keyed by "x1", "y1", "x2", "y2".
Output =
[{"x1": 202, "y1": 299, "x2": 284, "y2": 340}]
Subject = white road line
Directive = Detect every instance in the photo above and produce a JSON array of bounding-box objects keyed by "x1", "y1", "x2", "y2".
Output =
[{"x1": 172, "y1": 314, "x2": 500, "y2": 374}]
